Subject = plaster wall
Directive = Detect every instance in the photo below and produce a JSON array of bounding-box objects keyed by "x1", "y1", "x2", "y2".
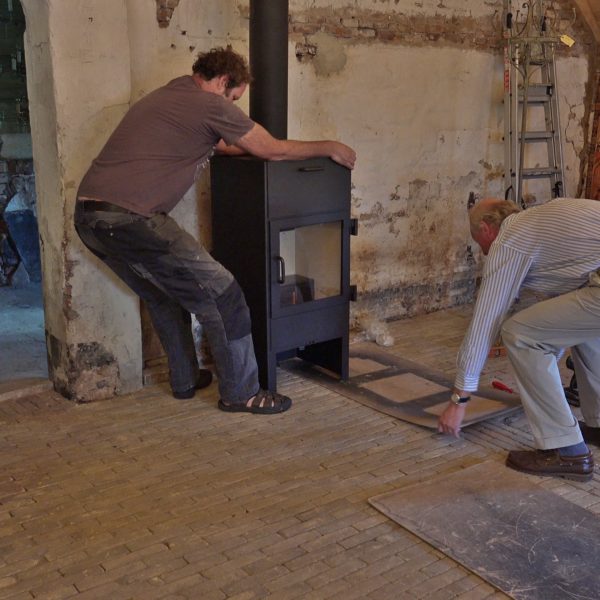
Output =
[
  {"x1": 20, "y1": 0, "x2": 250, "y2": 400},
  {"x1": 22, "y1": 0, "x2": 139, "y2": 399},
  {"x1": 19, "y1": 0, "x2": 596, "y2": 399},
  {"x1": 288, "y1": 42, "x2": 590, "y2": 319},
  {"x1": 290, "y1": 44, "x2": 501, "y2": 313},
  {"x1": 285, "y1": 0, "x2": 594, "y2": 321}
]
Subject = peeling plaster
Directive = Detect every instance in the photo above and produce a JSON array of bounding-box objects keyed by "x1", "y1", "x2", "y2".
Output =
[
  {"x1": 47, "y1": 333, "x2": 119, "y2": 402},
  {"x1": 289, "y1": 2, "x2": 593, "y2": 56},
  {"x1": 308, "y1": 31, "x2": 348, "y2": 77},
  {"x1": 289, "y1": 10, "x2": 490, "y2": 53},
  {"x1": 156, "y1": 0, "x2": 181, "y2": 29},
  {"x1": 355, "y1": 273, "x2": 478, "y2": 322},
  {"x1": 350, "y1": 169, "x2": 483, "y2": 317}
]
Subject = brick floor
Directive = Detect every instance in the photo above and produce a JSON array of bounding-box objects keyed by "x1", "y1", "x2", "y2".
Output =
[{"x1": 0, "y1": 304, "x2": 596, "y2": 599}]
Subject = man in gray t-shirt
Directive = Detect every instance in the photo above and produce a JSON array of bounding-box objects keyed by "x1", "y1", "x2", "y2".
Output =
[{"x1": 75, "y1": 47, "x2": 355, "y2": 412}]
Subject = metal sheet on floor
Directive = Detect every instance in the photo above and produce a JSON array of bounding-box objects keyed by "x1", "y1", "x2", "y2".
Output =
[
  {"x1": 281, "y1": 342, "x2": 521, "y2": 429},
  {"x1": 369, "y1": 460, "x2": 600, "y2": 600}
]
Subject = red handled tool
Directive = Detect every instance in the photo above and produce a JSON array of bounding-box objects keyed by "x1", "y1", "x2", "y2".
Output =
[{"x1": 492, "y1": 380, "x2": 514, "y2": 393}]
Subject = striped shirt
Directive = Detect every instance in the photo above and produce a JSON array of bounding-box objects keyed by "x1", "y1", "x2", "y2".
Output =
[{"x1": 455, "y1": 197, "x2": 600, "y2": 391}]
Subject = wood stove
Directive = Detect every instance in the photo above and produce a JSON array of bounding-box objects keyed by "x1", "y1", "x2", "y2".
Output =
[
  {"x1": 211, "y1": 156, "x2": 355, "y2": 391},
  {"x1": 210, "y1": 0, "x2": 355, "y2": 391}
]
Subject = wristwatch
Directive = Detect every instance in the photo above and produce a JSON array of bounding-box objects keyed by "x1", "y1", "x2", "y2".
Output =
[{"x1": 450, "y1": 392, "x2": 471, "y2": 405}]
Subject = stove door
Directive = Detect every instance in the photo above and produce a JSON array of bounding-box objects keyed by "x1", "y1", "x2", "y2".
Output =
[{"x1": 270, "y1": 212, "x2": 349, "y2": 317}]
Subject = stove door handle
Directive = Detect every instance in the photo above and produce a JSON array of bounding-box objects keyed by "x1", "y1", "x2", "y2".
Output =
[
  {"x1": 275, "y1": 255, "x2": 286, "y2": 283},
  {"x1": 298, "y1": 166, "x2": 324, "y2": 172}
]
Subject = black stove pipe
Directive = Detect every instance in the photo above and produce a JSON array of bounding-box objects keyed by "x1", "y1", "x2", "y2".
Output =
[{"x1": 249, "y1": 0, "x2": 288, "y2": 139}]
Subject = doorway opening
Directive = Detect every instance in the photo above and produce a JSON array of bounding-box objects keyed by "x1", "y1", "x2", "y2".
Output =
[{"x1": 0, "y1": 0, "x2": 46, "y2": 386}]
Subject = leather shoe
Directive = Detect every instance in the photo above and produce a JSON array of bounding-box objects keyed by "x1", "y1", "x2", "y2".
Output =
[
  {"x1": 173, "y1": 369, "x2": 213, "y2": 399},
  {"x1": 578, "y1": 421, "x2": 600, "y2": 447},
  {"x1": 506, "y1": 449, "x2": 594, "y2": 482}
]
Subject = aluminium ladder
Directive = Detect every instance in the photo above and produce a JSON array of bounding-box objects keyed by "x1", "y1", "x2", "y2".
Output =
[{"x1": 503, "y1": 0, "x2": 568, "y2": 208}]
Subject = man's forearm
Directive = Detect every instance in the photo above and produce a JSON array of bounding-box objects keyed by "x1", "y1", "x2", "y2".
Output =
[
  {"x1": 261, "y1": 139, "x2": 333, "y2": 161},
  {"x1": 236, "y1": 122, "x2": 356, "y2": 169}
]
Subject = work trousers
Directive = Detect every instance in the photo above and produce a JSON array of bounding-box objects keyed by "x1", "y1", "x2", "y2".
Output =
[
  {"x1": 74, "y1": 204, "x2": 259, "y2": 404},
  {"x1": 501, "y1": 284, "x2": 600, "y2": 449}
]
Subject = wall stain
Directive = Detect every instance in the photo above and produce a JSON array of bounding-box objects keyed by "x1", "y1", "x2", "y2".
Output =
[
  {"x1": 351, "y1": 173, "x2": 481, "y2": 318},
  {"x1": 354, "y1": 274, "x2": 477, "y2": 322},
  {"x1": 62, "y1": 257, "x2": 79, "y2": 321},
  {"x1": 481, "y1": 161, "x2": 504, "y2": 182}
]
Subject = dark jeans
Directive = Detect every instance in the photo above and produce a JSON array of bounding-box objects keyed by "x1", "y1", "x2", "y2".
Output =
[
  {"x1": 74, "y1": 204, "x2": 259, "y2": 403},
  {"x1": 4, "y1": 209, "x2": 42, "y2": 283}
]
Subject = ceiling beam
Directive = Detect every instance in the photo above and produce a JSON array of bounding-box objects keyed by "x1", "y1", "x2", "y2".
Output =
[{"x1": 572, "y1": 0, "x2": 600, "y2": 44}]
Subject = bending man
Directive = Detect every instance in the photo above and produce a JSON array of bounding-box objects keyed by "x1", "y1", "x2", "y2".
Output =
[{"x1": 438, "y1": 197, "x2": 600, "y2": 481}]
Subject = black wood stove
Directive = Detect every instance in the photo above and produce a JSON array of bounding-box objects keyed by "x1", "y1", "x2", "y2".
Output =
[{"x1": 211, "y1": 0, "x2": 355, "y2": 391}]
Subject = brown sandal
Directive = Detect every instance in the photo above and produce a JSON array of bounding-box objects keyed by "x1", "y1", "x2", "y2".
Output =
[{"x1": 218, "y1": 389, "x2": 292, "y2": 414}]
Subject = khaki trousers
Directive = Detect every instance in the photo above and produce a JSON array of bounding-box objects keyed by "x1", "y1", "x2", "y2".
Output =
[{"x1": 501, "y1": 284, "x2": 600, "y2": 449}]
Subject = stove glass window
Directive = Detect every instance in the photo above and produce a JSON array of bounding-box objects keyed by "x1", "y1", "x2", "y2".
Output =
[{"x1": 278, "y1": 221, "x2": 341, "y2": 307}]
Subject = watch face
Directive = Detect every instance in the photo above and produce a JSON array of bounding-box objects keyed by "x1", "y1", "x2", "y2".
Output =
[{"x1": 451, "y1": 392, "x2": 469, "y2": 404}]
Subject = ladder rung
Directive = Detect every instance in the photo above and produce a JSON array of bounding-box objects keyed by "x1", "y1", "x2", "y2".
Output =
[
  {"x1": 519, "y1": 93, "x2": 551, "y2": 104},
  {"x1": 519, "y1": 85, "x2": 554, "y2": 104},
  {"x1": 522, "y1": 167, "x2": 561, "y2": 179},
  {"x1": 520, "y1": 131, "x2": 554, "y2": 141},
  {"x1": 528, "y1": 84, "x2": 554, "y2": 93},
  {"x1": 503, "y1": 11, "x2": 565, "y2": 198}
]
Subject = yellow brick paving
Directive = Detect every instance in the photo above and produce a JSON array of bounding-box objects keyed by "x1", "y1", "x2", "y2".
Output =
[{"x1": 0, "y1": 305, "x2": 597, "y2": 599}]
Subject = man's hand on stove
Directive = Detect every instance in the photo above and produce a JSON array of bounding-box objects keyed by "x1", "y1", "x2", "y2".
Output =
[
  {"x1": 329, "y1": 142, "x2": 356, "y2": 170},
  {"x1": 236, "y1": 122, "x2": 356, "y2": 170}
]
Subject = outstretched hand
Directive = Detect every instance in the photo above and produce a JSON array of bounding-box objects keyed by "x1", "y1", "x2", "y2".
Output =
[{"x1": 437, "y1": 402, "x2": 467, "y2": 438}]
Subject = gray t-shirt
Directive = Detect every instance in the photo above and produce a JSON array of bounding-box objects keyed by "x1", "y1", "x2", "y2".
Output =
[{"x1": 78, "y1": 75, "x2": 254, "y2": 216}]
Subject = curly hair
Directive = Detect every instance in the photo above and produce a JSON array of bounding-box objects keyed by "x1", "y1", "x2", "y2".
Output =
[
  {"x1": 469, "y1": 199, "x2": 520, "y2": 232},
  {"x1": 192, "y1": 46, "x2": 251, "y2": 90}
]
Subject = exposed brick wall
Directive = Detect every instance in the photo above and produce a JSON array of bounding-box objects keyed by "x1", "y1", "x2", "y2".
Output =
[
  {"x1": 156, "y1": 0, "x2": 180, "y2": 29},
  {"x1": 291, "y1": 9, "x2": 502, "y2": 51},
  {"x1": 287, "y1": 3, "x2": 592, "y2": 57},
  {"x1": 586, "y1": 68, "x2": 600, "y2": 199}
]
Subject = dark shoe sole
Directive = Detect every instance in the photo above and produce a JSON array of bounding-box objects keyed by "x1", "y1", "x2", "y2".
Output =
[
  {"x1": 173, "y1": 369, "x2": 213, "y2": 399},
  {"x1": 506, "y1": 456, "x2": 593, "y2": 482},
  {"x1": 218, "y1": 397, "x2": 292, "y2": 415}
]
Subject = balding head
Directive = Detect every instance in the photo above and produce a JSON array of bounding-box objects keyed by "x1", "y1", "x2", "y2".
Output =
[{"x1": 469, "y1": 198, "x2": 520, "y2": 254}]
